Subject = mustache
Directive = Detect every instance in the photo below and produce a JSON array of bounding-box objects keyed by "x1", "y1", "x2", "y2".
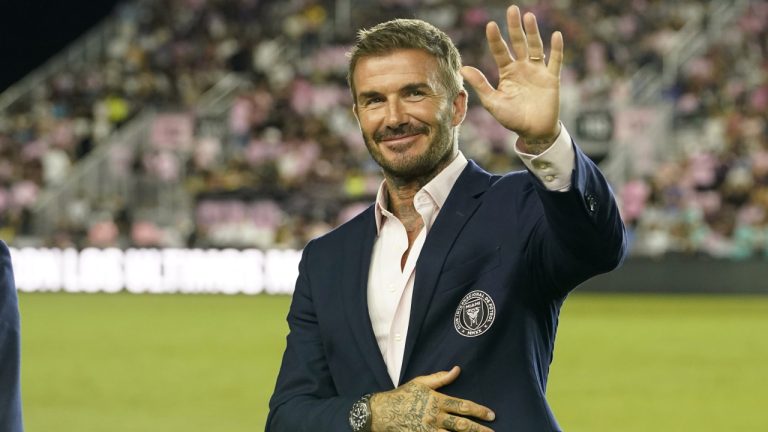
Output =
[{"x1": 373, "y1": 124, "x2": 429, "y2": 142}]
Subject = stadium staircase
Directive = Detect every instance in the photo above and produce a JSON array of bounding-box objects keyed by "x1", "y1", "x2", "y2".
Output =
[
  {"x1": 600, "y1": 0, "x2": 751, "y2": 187},
  {"x1": 28, "y1": 72, "x2": 251, "y2": 240},
  {"x1": 0, "y1": 8, "x2": 251, "y2": 241}
]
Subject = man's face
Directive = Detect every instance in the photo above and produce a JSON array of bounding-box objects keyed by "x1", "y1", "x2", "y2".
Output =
[{"x1": 352, "y1": 49, "x2": 467, "y2": 182}]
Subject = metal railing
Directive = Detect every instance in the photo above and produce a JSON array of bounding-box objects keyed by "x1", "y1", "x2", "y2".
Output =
[
  {"x1": 632, "y1": 0, "x2": 751, "y2": 105},
  {"x1": 30, "y1": 73, "x2": 251, "y2": 238},
  {"x1": 31, "y1": 111, "x2": 154, "y2": 235},
  {"x1": 0, "y1": 16, "x2": 115, "y2": 113},
  {"x1": 30, "y1": 109, "x2": 195, "y2": 237}
]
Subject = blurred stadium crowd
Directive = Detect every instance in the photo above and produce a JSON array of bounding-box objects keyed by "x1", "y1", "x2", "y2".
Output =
[{"x1": 0, "y1": 0, "x2": 765, "y2": 259}]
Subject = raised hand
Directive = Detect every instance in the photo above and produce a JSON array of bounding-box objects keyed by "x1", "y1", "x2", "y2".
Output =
[
  {"x1": 461, "y1": 5, "x2": 563, "y2": 151},
  {"x1": 370, "y1": 366, "x2": 495, "y2": 432}
]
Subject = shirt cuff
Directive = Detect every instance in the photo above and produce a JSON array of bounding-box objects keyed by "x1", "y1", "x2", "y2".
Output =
[{"x1": 514, "y1": 123, "x2": 574, "y2": 192}]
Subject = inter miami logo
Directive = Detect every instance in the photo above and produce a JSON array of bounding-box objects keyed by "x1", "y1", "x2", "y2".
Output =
[{"x1": 454, "y1": 290, "x2": 496, "y2": 337}]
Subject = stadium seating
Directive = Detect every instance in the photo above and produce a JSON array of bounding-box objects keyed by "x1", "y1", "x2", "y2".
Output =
[{"x1": 0, "y1": 0, "x2": 764, "y2": 258}]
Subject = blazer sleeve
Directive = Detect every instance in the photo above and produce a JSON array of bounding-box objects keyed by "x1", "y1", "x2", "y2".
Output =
[
  {"x1": 266, "y1": 240, "x2": 357, "y2": 431},
  {"x1": 524, "y1": 141, "x2": 628, "y2": 297},
  {"x1": 0, "y1": 241, "x2": 24, "y2": 432}
]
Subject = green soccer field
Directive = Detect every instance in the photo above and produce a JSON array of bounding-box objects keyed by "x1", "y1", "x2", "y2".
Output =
[{"x1": 19, "y1": 292, "x2": 768, "y2": 431}]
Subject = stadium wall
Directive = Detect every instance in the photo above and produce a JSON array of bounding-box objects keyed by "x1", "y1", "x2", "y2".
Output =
[
  {"x1": 580, "y1": 257, "x2": 768, "y2": 294},
  {"x1": 9, "y1": 248, "x2": 768, "y2": 295}
]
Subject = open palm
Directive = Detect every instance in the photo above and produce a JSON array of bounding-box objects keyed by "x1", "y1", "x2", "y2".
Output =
[{"x1": 461, "y1": 5, "x2": 563, "y2": 143}]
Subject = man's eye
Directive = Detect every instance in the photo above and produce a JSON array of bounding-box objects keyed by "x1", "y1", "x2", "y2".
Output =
[
  {"x1": 365, "y1": 97, "x2": 384, "y2": 105},
  {"x1": 407, "y1": 90, "x2": 425, "y2": 97}
]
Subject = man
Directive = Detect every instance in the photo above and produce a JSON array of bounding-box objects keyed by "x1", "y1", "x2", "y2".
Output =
[
  {"x1": 268, "y1": 5, "x2": 626, "y2": 431},
  {"x1": 0, "y1": 241, "x2": 24, "y2": 432}
]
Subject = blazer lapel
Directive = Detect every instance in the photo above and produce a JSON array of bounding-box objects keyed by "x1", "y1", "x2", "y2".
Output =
[
  {"x1": 399, "y1": 161, "x2": 492, "y2": 384},
  {"x1": 340, "y1": 207, "x2": 394, "y2": 390}
]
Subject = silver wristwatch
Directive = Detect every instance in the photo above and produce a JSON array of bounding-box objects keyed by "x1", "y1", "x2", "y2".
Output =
[{"x1": 348, "y1": 393, "x2": 372, "y2": 432}]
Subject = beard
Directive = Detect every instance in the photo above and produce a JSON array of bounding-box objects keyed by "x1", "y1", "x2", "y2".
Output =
[{"x1": 362, "y1": 117, "x2": 456, "y2": 183}]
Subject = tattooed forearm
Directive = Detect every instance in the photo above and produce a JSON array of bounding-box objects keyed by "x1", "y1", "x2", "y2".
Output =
[
  {"x1": 372, "y1": 383, "x2": 437, "y2": 432},
  {"x1": 369, "y1": 368, "x2": 493, "y2": 432},
  {"x1": 519, "y1": 123, "x2": 562, "y2": 155}
]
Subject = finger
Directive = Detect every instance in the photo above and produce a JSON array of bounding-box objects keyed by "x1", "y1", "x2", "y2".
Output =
[
  {"x1": 412, "y1": 366, "x2": 461, "y2": 390},
  {"x1": 506, "y1": 5, "x2": 528, "y2": 60},
  {"x1": 485, "y1": 22, "x2": 513, "y2": 69},
  {"x1": 441, "y1": 397, "x2": 496, "y2": 422},
  {"x1": 460, "y1": 66, "x2": 495, "y2": 104},
  {"x1": 523, "y1": 12, "x2": 545, "y2": 62},
  {"x1": 547, "y1": 31, "x2": 564, "y2": 76},
  {"x1": 437, "y1": 413, "x2": 495, "y2": 432}
]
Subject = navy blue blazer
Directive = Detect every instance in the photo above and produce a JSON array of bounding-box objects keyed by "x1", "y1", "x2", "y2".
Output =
[
  {"x1": 0, "y1": 241, "x2": 24, "y2": 432},
  {"x1": 267, "y1": 145, "x2": 627, "y2": 431}
]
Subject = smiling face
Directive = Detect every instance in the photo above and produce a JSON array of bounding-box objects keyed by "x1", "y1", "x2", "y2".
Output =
[{"x1": 353, "y1": 49, "x2": 467, "y2": 184}]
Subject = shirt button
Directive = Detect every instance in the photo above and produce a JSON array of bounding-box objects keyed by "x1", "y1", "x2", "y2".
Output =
[
  {"x1": 534, "y1": 161, "x2": 550, "y2": 169},
  {"x1": 545, "y1": 175, "x2": 555, "y2": 182},
  {"x1": 388, "y1": 283, "x2": 396, "y2": 292},
  {"x1": 394, "y1": 333, "x2": 402, "y2": 342}
]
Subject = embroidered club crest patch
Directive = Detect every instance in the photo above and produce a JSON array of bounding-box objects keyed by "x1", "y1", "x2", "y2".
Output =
[{"x1": 454, "y1": 290, "x2": 496, "y2": 337}]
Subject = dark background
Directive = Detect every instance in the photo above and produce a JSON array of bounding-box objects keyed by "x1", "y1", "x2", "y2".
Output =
[{"x1": 0, "y1": 0, "x2": 121, "y2": 92}]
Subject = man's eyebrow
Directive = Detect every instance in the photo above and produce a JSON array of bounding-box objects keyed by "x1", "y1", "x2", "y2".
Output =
[
  {"x1": 400, "y1": 82, "x2": 431, "y2": 92},
  {"x1": 358, "y1": 90, "x2": 383, "y2": 101},
  {"x1": 358, "y1": 82, "x2": 433, "y2": 100}
]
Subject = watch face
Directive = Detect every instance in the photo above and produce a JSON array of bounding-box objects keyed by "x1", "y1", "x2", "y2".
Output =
[{"x1": 349, "y1": 401, "x2": 370, "y2": 431}]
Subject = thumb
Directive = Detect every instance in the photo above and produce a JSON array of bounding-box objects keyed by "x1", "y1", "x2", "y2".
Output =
[
  {"x1": 460, "y1": 66, "x2": 495, "y2": 104},
  {"x1": 411, "y1": 366, "x2": 461, "y2": 390}
]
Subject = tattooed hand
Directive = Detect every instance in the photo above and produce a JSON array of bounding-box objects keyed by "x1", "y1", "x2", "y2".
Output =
[{"x1": 369, "y1": 366, "x2": 495, "y2": 432}]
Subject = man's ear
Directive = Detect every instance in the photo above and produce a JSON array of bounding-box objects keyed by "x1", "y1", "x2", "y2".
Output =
[
  {"x1": 352, "y1": 104, "x2": 361, "y2": 126},
  {"x1": 451, "y1": 89, "x2": 468, "y2": 126}
]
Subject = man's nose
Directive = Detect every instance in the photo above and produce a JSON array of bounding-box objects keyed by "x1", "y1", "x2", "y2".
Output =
[{"x1": 384, "y1": 99, "x2": 408, "y2": 128}]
